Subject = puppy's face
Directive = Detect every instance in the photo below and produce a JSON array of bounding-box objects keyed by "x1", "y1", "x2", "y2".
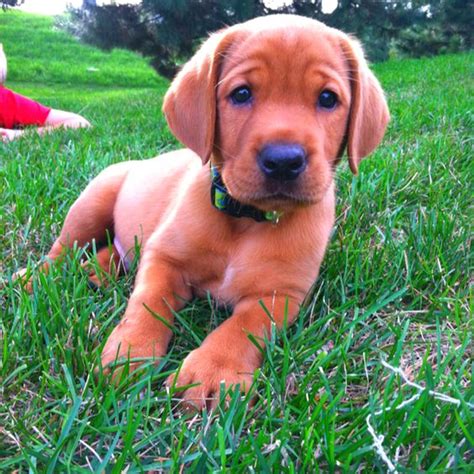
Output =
[
  {"x1": 163, "y1": 15, "x2": 389, "y2": 212},
  {"x1": 215, "y1": 27, "x2": 350, "y2": 210}
]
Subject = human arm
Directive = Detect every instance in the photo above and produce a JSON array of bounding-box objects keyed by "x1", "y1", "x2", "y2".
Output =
[
  {"x1": 43, "y1": 108, "x2": 91, "y2": 129},
  {"x1": 0, "y1": 86, "x2": 91, "y2": 141},
  {"x1": 1, "y1": 108, "x2": 91, "y2": 142}
]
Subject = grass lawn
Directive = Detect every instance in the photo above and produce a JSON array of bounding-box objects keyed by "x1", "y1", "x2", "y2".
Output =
[{"x1": 1, "y1": 11, "x2": 473, "y2": 473}]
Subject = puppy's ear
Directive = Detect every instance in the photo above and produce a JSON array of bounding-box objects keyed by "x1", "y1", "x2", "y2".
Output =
[
  {"x1": 163, "y1": 30, "x2": 237, "y2": 164},
  {"x1": 340, "y1": 36, "x2": 390, "y2": 175}
]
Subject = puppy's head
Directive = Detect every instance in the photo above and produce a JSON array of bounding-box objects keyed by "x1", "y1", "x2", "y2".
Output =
[{"x1": 163, "y1": 15, "x2": 389, "y2": 212}]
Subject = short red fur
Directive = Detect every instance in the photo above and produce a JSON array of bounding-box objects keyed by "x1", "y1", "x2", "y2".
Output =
[{"x1": 18, "y1": 15, "x2": 389, "y2": 410}]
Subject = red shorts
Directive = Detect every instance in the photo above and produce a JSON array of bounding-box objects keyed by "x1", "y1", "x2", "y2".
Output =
[{"x1": 0, "y1": 86, "x2": 51, "y2": 129}]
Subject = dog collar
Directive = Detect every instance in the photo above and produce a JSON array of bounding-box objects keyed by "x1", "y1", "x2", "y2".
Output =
[{"x1": 210, "y1": 164, "x2": 283, "y2": 224}]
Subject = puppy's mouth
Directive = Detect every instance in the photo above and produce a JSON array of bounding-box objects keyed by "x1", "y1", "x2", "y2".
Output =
[
  {"x1": 240, "y1": 181, "x2": 315, "y2": 210},
  {"x1": 261, "y1": 192, "x2": 295, "y2": 200},
  {"x1": 255, "y1": 191, "x2": 309, "y2": 204},
  {"x1": 250, "y1": 193, "x2": 313, "y2": 211},
  {"x1": 223, "y1": 174, "x2": 320, "y2": 211},
  {"x1": 253, "y1": 180, "x2": 313, "y2": 204}
]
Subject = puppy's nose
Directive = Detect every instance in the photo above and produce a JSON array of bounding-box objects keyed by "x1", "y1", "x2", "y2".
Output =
[{"x1": 257, "y1": 143, "x2": 307, "y2": 181}]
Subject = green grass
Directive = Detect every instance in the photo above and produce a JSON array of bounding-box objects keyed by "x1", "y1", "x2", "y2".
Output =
[
  {"x1": 0, "y1": 11, "x2": 165, "y2": 88},
  {"x1": 1, "y1": 11, "x2": 473, "y2": 473}
]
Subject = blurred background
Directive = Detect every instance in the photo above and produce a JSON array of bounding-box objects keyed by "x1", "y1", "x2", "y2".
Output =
[{"x1": 4, "y1": 0, "x2": 472, "y2": 78}]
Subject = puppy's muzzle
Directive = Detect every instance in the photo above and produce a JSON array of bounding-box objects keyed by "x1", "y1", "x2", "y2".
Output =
[{"x1": 257, "y1": 143, "x2": 307, "y2": 182}]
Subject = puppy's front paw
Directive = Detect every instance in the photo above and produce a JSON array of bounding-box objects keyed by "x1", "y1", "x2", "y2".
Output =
[
  {"x1": 167, "y1": 347, "x2": 257, "y2": 411},
  {"x1": 101, "y1": 320, "x2": 166, "y2": 377}
]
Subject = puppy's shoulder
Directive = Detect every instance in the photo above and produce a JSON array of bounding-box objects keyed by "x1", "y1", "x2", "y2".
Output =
[
  {"x1": 122, "y1": 148, "x2": 203, "y2": 186},
  {"x1": 149, "y1": 148, "x2": 202, "y2": 169}
]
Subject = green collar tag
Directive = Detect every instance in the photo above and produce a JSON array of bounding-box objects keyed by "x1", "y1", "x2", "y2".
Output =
[{"x1": 264, "y1": 210, "x2": 284, "y2": 224}]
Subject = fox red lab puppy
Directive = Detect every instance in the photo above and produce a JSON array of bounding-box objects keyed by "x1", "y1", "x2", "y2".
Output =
[{"x1": 21, "y1": 15, "x2": 389, "y2": 409}]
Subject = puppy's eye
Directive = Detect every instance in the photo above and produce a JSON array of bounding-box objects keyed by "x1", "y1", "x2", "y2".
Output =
[
  {"x1": 230, "y1": 86, "x2": 252, "y2": 105},
  {"x1": 318, "y1": 90, "x2": 338, "y2": 110}
]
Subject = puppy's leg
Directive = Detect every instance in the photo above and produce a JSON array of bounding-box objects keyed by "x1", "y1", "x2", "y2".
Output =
[
  {"x1": 101, "y1": 249, "x2": 192, "y2": 374},
  {"x1": 48, "y1": 161, "x2": 132, "y2": 259},
  {"x1": 168, "y1": 295, "x2": 303, "y2": 410},
  {"x1": 84, "y1": 244, "x2": 122, "y2": 288},
  {"x1": 15, "y1": 162, "x2": 132, "y2": 291}
]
